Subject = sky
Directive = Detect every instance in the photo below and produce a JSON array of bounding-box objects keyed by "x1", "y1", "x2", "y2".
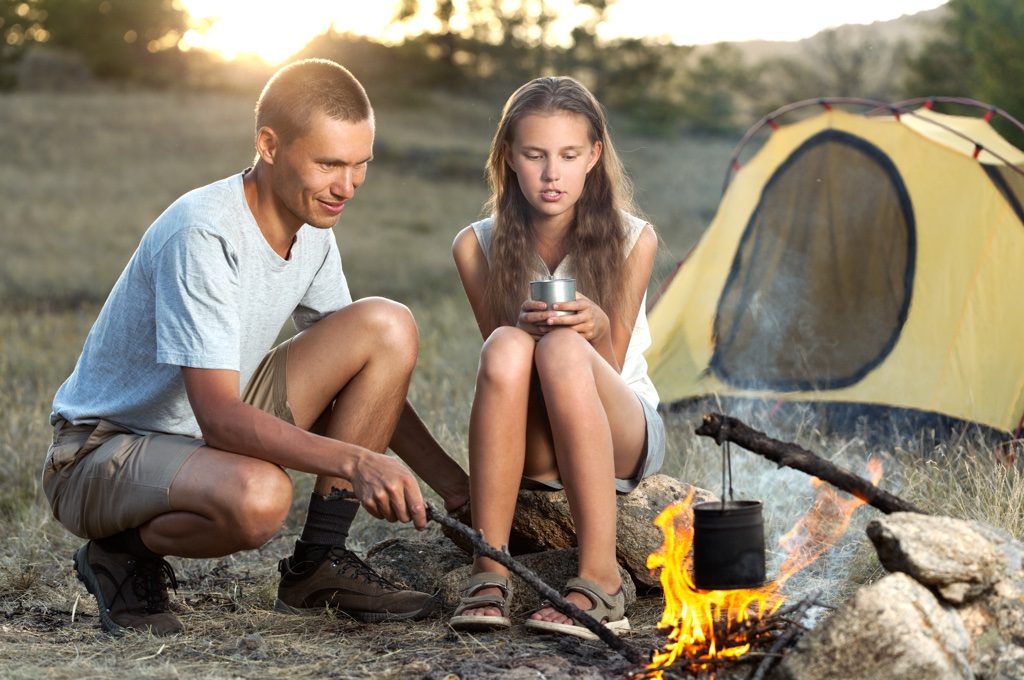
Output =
[{"x1": 178, "y1": 0, "x2": 949, "y2": 65}]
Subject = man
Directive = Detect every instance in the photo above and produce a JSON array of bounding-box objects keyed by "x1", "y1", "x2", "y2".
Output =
[{"x1": 43, "y1": 58, "x2": 469, "y2": 636}]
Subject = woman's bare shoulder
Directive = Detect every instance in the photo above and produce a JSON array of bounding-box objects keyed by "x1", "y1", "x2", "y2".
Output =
[{"x1": 452, "y1": 225, "x2": 481, "y2": 258}]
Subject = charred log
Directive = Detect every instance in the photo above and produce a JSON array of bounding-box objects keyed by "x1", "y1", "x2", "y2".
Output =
[
  {"x1": 749, "y1": 594, "x2": 819, "y2": 680},
  {"x1": 632, "y1": 593, "x2": 824, "y2": 679}
]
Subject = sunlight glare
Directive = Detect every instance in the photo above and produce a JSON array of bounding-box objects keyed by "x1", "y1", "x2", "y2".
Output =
[
  {"x1": 178, "y1": 0, "x2": 424, "y2": 64},
  {"x1": 176, "y1": 0, "x2": 949, "y2": 64}
]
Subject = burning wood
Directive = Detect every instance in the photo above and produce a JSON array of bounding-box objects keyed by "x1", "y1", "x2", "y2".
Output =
[
  {"x1": 427, "y1": 413, "x2": 898, "y2": 678},
  {"x1": 637, "y1": 425, "x2": 885, "y2": 679}
]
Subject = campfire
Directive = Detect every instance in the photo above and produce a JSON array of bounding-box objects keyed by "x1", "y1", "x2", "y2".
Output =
[
  {"x1": 641, "y1": 459, "x2": 884, "y2": 678},
  {"x1": 430, "y1": 412, "x2": 926, "y2": 678}
]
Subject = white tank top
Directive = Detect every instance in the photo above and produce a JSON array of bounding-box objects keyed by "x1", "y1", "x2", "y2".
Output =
[{"x1": 470, "y1": 213, "x2": 660, "y2": 408}]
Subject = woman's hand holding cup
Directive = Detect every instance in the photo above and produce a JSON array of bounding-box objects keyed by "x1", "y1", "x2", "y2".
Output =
[
  {"x1": 542, "y1": 292, "x2": 610, "y2": 343},
  {"x1": 519, "y1": 277, "x2": 577, "y2": 338}
]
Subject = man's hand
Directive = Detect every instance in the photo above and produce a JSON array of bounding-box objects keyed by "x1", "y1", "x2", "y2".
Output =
[{"x1": 349, "y1": 451, "x2": 428, "y2": 530}]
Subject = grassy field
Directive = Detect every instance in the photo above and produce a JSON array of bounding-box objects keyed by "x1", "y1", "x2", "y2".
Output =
[{"x1": 1, "y1": 87, "x2": 1021, "y2": 678}]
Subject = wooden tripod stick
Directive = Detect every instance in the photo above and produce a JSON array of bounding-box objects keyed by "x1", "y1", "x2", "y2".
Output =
[{"x1": 694, "y1": 412, "x2": 925, "y2": 515}]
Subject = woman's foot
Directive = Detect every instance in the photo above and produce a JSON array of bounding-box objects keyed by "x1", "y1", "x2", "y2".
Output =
[
  {"x1": 449, "y1": 572, "x2": 513, "y2": 631},
  {"x1": 528, "y1": 588, "x2": 595, "y2": 625},
  {"x1": 524, "y1": 576, "x2": 630, "y2": 640}
]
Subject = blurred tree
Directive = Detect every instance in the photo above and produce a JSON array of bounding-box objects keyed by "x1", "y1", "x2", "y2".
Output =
[
  {"x1": 677, "y1": 43, "x2": 762, "y2": 134},
  {"x1": 0, "y1": 0, "x2": 49, "y2": 87},
  {"x1": 557, "y1": 0, "x2": 610, "y2": 85},
  {"x1": 38, "y1": 0, "x2": 188, "y2": 83},
  {"x1": 296, "y1": 30, "x2": 460, "y2": 105},
  {"x1": 906, "y1": 0, "x2": 1024, "y2": 122},
  {"x1": 391, "y1": 0, "x2": 611, "y2": 92},
  {"x1": 757, "y1": 30, "x2": 910, "y2": 113},
  {"x1": 395, "y1": 0, "x2": 459, "y2": 74},
  {"x1": 592, "y1": 38, "x2": 688, "y2": 131}
]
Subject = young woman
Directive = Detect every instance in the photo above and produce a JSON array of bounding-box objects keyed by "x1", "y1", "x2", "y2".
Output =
[{"x1": 449, "y1": 76, "x2": 665, "y2": 639}]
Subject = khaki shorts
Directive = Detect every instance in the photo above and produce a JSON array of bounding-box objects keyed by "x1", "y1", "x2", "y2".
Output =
[{"x1": 42, "y1": 340, "x2": 294, "y2": 540}]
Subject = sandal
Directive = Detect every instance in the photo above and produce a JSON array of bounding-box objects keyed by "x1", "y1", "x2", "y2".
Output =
[
  {"x1": 523, "y1": 576, "x2": 630, "y2": 640},
  {"x1": 449, "y1": 572, "x2": 513, "y2": 631}
]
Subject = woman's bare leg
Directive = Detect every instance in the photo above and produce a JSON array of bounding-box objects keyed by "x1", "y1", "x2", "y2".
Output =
[
  {"x1": 528, "y1": 328, "x2": 647, "y2": 623},
  {"x1": 460, "y1": 327, "x2": 535, "y2": 618}
]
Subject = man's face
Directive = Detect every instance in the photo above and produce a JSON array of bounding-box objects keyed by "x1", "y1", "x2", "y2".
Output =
[{"x1": 269, "y1": 111, "x2": 374, "y2": 229}]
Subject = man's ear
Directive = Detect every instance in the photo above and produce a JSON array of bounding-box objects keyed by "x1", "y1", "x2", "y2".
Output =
[{"x1": 255, "y1": 126, "x2": 279, "y2": 165}]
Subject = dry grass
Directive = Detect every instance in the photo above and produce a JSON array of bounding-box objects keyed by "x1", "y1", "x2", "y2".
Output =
[{"x1": 1, "y1": 87, "x2": 1020, "y2": 678}]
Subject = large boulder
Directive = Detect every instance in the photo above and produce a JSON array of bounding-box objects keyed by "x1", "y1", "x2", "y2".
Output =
[
  {"x1": 613, "y1": 477, "x2": 717, "y2": 589},
  {"x1": 437, "y1": 548, "x2": 637, "y2": 616},
  {"x1": 950, "y1": 522, "x2": 1024, "y2": 678},
  {"x1": 866, "y1": 512, "x2": 1006, "y2": 604},
  {"x1": 957, "y1": 579, "x2": 1024, "y2": 678},
  {"x1": 444, "y1": 475, "x2": 715, "y2": 589},
  {"x1": 776, "y1": 572, "x2": 973, "y2": 680},
  {"x1": 366, "y1": 533, "x2": 470, "y2": 595},
  {"x1": 967, "y1": 520, "x2": 1024, "y2": 580}
]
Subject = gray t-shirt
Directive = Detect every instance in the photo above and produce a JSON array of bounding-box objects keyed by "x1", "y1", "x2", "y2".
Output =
[{"x1": 51, "y1": 172, "x2": 351, "y2": 438}]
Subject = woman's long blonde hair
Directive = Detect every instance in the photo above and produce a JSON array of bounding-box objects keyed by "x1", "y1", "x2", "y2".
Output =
[{"x1": 482, "y1": 76, "x2": 639, "y2": 329}]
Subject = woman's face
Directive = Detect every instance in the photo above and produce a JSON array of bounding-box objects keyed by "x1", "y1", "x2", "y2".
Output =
[{"x1": 506, "y1": 112, "x2": 602, "y2": 229}]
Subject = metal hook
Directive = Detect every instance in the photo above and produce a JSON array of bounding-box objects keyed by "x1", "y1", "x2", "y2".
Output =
[{"x1": 720, "y1": 439, "x2": 735, "y2": 509}]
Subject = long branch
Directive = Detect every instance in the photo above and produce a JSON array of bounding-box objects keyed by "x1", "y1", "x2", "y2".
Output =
[
  {"x1": 425, "y1": 503, "x2": 648, "y2": 666},
  {"x1": 695, "y1": 413, "x2": 924, "y2": 515}
]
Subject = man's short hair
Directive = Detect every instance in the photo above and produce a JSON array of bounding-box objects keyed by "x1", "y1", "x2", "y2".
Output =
[{"x1": 255, "y1": 59, "x2": 372, "y2": 142}]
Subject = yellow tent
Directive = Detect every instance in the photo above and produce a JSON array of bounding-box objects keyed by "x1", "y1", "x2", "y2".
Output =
[{"x1": 647, "y1": 100, "x2": 1024, "y2": 433}]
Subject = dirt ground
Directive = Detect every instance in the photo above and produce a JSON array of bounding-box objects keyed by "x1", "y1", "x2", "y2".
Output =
[
  {"x1": 1, "y1": 521, "x2": 714, "y2": 680},
  {"x1": 0, "y1": 550, "x2": 676, "y2": 679}
]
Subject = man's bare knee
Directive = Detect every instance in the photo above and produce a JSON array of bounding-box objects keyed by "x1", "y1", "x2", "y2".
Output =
[
  {"x1": 347, "y1": 297, "x2": 418, "y2": 364},
  {"x1": 229, "y1": 464, "x2": 293, "y2": 549}
]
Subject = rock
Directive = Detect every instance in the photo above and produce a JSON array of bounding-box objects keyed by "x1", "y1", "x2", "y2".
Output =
[
  {"x1": 233, "y1": 632, "x2": 267, "y2": 660},
  {"x1": 366, "y1": 534, "x2": 471, "y2": 595},
  {"x1": 867, "y1": 512, "x2": 1005, "y2": 603},
  {"x1": 940, "y1": 582, "x2": 974, "y2": 604},
  {"x1": 957, "y1": 578, "x2": 1024, "y2": 677},
  {"x1": 968, "y1": 520, "x2": 1024, "y2": 580},
  {"x1": 437, "y1": 548, "x2": 636, "y2": 616},
  {"x1": 988, "y1": 644, "x2": 1024, "y2": 679},
  {"x1": 508, "y1": 488, "x2": 575, "y2": 553},
  {"x1": 776, "y1": 572, "x2": 973, "y2": 680},
  {"x1": 616, "y1": 477, "x2": 718, "y2": 590},
  {"x1": 439, "y1": 502, "x2": 475, "y2": 555}
]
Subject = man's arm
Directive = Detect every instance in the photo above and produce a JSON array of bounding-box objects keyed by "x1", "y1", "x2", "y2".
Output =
[
  {"x1": 389, "y1": 399, "x2": 469, "y2": 512},
  {"x1": 182, "y1": 367, "x2": 427, "y2": 528}
]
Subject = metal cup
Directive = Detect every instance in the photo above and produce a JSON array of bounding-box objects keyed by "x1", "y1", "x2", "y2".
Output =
[{"x1": 530, "y1": 278, "x2": 576, "y2": 316}]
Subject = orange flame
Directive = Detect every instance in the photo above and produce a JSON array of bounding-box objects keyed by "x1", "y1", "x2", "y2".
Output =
[{"x1": 643, "y1": 458, "x2": 883, "y2": 677}]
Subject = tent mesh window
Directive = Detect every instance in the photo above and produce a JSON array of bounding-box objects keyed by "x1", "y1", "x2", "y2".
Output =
[
  {"x1": 711, "y1": 130, "x2": 915, "y2": 391},
  {"x1": 982, "y1": 164, "x2": 1024, "y2": 225}
]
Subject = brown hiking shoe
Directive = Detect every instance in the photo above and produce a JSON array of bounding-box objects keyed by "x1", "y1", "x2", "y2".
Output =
[
  {"x1": 73, "y1": 542, "x2": 183, "y2": 636},
  {"x1": 274, "y1": 546, "x2": 435, "y2": 622}
]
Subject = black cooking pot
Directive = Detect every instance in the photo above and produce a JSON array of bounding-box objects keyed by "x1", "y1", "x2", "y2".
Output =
[{"x1": 692, "y1": 499, "x2": 766, "y2": 590}]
